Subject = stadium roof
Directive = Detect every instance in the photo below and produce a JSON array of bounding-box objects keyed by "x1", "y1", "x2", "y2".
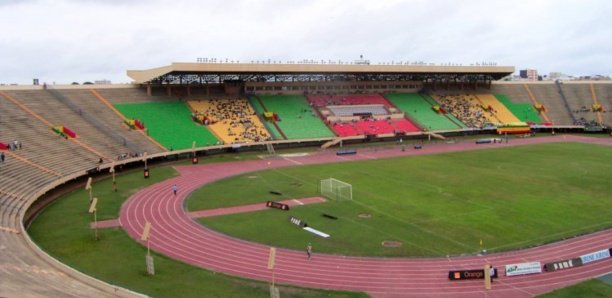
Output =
[{"x1": 127, "y1": 62, "x2": 515, "y2": 84}]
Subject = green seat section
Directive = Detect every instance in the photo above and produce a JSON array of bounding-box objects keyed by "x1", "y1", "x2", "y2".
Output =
[
  {"x1": 495, "y1": 94, "x2": 542, "y2": 123},
  {"x1": 385, "y1": 93, "x2": 466, "y2": 130},
  {"x1": 247, "y1": 96, "x2": 282, "y2": 140},
  {"x1": 258, "y1": 95, "x2": 335, "y2": 139},
  {"x1": 114, "y1": 101, "x2": 218, "y2": 150}
]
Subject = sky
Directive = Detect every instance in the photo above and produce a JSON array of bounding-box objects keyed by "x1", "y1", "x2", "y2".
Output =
[{"x1": 0, "y1": 0, "x2": 611, "y2": 84}]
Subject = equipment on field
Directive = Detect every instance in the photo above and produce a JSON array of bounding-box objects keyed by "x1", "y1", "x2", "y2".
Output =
[{"x1": 320, "y1": 178, "x2": 352, "y2": 201}]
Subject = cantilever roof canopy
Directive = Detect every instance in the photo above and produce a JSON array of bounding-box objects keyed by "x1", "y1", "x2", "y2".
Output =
[{"x1": 127, "y1": 62, "x2": 515, "y2": 84}]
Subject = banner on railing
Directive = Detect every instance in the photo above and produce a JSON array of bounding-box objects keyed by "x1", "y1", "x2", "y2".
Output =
[
  {"x1": 580, "y1": 249, "x2": 611, "y2": 265},
  {"x1": 505, "y1": 262, "x2": 542, "y2": 277}
]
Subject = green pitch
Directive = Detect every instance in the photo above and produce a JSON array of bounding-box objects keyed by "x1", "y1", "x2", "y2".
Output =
[
  {"x1": 28, "y1": 165, "x2": 364, "y2": 298},
  {"x1": 190, "y1": 142, "x2": 612, "y2": 257},
  {"x1": 538, "y1": 278, "x2": 612, "y2": 298}
]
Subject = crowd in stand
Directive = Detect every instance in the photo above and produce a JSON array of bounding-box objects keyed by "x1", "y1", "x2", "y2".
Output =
[
  {"x1": 308, "y1": 95, "x2": 393, "y2": 108},
  {"x1": 116, "y1": 151, "x2": 146, "y2": 160},
  {"x1": 5, "y1": 140, "x2": 22, "y2": 151},
  {"x1": 436, "y1": 94, "x2": 487, "y2": 128},
  {"x1": 573, "y1": 117, "x2": 602, "y2": 127},
  {"x1": 191, "y1": 99, "x2": 271, "y2": 143}
]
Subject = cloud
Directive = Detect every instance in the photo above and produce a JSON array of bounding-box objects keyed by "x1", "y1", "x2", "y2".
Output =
[{"x1": 0, "y1": 0, "x2": 610, "y2": 84}]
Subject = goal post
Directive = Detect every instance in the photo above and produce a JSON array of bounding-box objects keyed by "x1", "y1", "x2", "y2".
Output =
[{"x1": 320, "y1": 178, "x2": 352, "y2": 201}]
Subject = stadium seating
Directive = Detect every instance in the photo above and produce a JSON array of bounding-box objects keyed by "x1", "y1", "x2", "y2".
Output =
[
  {"x1": 0, "y1": 94, "x2": 104, "y2": 174},
  {"x1": 254, "y1": 95, "x2": 334, "y2": 139},
  {"x1": 526, "y1": 84, "x2": 574, "y2": 125},
  {"x1": 593, "y1": 83, "x2": 612, "y2": 126},
  {"x1": 308, "y1": 94, "x2": 421, "y2": 136},
  {"x1": 247, "y1": 96, "x2": 284, "y2": 139},
  {"x1": 331, "y1": 119, "x2": 419, "y2": 137},
  {"x1": 495, "y1": 94, "x2": 542, "y2": 124},
  {"x1": 433, "y1": 93, "x2": 489, "y2": 128},
  {"x1": 308, "y1": 94, "x2": 394, "y2": 108},
  {"x1": 114, "y1": 102, "x2": 219, "y2": 150},
  {"x1": 474, "y1": 94, "x2": 522, "y2": 124},
  {"x1": 559, "y1": 84, "x2": 602, "y2": 126},
  {"x1": 385, "y1": 93, "x2": 466, "y2": 131},
  {"x1": 187, "y1": 99, "x2": 271, "y2": 144},
  {"x1": 3, "y1": 90, "x2": 137, "y2": 160}
]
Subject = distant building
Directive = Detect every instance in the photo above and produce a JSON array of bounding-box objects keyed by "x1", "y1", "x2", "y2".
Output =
[
  {"x1": 519, "y1": 69, "x2": 538, "y2": 81},
  {"x1": 95, "y1": 79, "x2": 112, "y2": 85},
  {"x1": 549, "y1": 72, "x2": 569, "y2": 80}
]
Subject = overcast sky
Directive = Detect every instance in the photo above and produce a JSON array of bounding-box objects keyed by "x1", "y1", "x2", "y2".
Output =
[{"x1": 1, "y1": 0, "x2": 611, "y2": 84}]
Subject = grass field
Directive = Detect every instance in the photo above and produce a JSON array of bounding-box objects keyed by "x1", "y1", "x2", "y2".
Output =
[
  {"x1": 188, "y1": 142, "x2": 612, "y2": 257},
  {"x1": 538, "y1": 277, "x2": 612, "y2": 297},
  {"x1": 28, "y1": 164, "x2": 365, "y2": 298}
]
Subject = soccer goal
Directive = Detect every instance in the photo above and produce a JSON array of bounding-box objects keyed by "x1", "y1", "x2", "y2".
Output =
[{"x1": 320, "y1": 178, "x2": 352, "y2": 201}]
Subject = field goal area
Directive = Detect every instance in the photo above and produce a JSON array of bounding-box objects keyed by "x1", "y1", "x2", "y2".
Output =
[{"x1": 320, "y1": 178, "x2": 352, "y2": 201}]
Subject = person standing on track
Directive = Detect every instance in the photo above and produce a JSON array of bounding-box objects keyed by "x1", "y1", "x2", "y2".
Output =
[
  {"x1": 306, "y1": 243, "x2": 312, "y2": 260},
  {"x1": 172, "y1": 184, "x2": 178, "y2": 196}
]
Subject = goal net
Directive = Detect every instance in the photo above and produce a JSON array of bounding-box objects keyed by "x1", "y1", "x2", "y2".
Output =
[{"x1": 320, "y1": 178, "x2": 352, "y2": 201}]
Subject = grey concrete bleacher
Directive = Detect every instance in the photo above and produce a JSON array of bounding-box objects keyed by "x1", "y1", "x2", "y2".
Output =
[
  {"x1": 4, "y1": 90, "x2": 135, "y2": 160},
  {"x1": 490, "y1": 83, "x2": 533, "y2": 104},
  {"x1": 559, "y1": 83, "x2": 599, "y2": 124},
  {"x1": 58, "y1": 89, "x2": 164, "y2": 155},
  {"x1": 526, "y1": 84, "x2": 574, "y2": 125},
  {"x1": 0, "y1": 95, "x2": 99, "y2": 175},
  {"x1": 593, "y1": 83, "x2": 612, "y2": 126}
]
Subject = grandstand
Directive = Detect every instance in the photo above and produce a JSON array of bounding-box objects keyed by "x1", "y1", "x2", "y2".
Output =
[
  {"x1": 432, "y1": 93, "x2": 489, "y2": 128},
  {"x1": 251, "y1": 95, "x2": 334, "y2": 139},
  {"x1": 385, "y1": 93, "x2": 465, "y2": 131},
  {"x1": 308, "y1": 94, "x2": 421, "y2": 136},
  {"x1": 114, "y1": 101, "x2": 219, "y2": 150},
  {"x1": 308, "y1": 94, "x2": 394, "y2": 108},
  {"x1": 527, "y1": 83, "x2": 574, "y2": 125},
  {"x1": 474, "y1": 94, "x2": 522, "y2": 124},
  {"x1": 187, "y1": 99, "x2": 271, "y2": 144},
  {"x1": 495, "y1": 94, "x2": 542, "y2": 124},
  {"x1": 559, "y1": 83, "x2": 603, "y2": 126},
  {"x1": 593, "y1": 83, "x2": 612, "y2": 125},
  {"x1": 3, "y1": 90, "x2": 130, "y2": 160}
]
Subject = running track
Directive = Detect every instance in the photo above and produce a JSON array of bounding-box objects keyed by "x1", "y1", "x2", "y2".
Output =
[{"x1": 120, "y1": 135, "x2": 612, "y2": 297}]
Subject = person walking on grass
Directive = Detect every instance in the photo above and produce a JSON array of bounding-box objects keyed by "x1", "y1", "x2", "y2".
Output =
[
  {"x1": 172, "y1": 184, "x2": 178, "y2": 196},
  {"x1": 306, "y1": 243, "x2": 312, "y2": 260}
]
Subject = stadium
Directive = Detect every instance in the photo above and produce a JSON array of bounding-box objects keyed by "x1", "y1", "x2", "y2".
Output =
[{"x1": 1, "y1": 60, "x2": 611, "y2": 298}]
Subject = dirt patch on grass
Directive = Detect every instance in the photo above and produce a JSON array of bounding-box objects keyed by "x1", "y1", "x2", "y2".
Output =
[
  {"x1": 382, "y1": 241, "x2": 402, "y2": 247},
  {"x1": 358, "y1": 213, "x2": 371, "y2": 218}
]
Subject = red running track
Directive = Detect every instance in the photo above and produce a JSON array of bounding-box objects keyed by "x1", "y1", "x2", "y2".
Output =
[{"x1": 119, "y1": 135, "x2": 612, "y2": 297}]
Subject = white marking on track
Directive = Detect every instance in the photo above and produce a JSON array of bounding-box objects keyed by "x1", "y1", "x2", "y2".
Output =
[
  {"x1": 283, "y1": 157, "x2": 303, "y2": 165},
  {"x1": 358, "y1": 153, "x2": 377, "y2": 159},
  {"x1": 293, "y1": 199, "x2": 304, "y2": 205}
]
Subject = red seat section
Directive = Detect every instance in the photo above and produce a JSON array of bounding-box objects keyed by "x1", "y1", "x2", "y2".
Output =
[{"x1": 331, "y1": 119, "x2": 420, "y2": 137}]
